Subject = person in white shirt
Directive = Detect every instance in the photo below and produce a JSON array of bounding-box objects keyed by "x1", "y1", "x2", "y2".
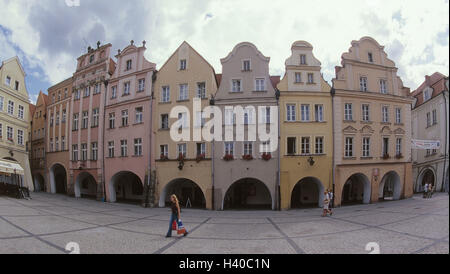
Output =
[
  {"x1": 423, "y1": 183, "x2": 429, "y2": 199},
  {"x1": 322, "y1": 191, "x2": 332, "y2": 217}
]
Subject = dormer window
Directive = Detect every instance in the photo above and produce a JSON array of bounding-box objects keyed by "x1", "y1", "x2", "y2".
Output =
[
  {"x1": 368, "y1": 52, "x2": 373, "y2": 63},
  {"x1": 243, "y1": 60, "x2": 251, "y2": 71},
  {"x1": 232, "y1": 79, "x2": 242, "y2": 92},
  {"x1": 126, "y1": 60, "x2": 132, "y2": 71},
  {"x1": 423, "y1": 89, "x2": 431, "y2": 101},
  {"x1": 300, "y1": 55, "x2": 306, "y2": 65},
  {"x1": 180, "y1": 59, "x2": 187, "y2": 70},
  {"x1": 15, "y1": 81, "x2": 19, "y2": 91},
  {"x1": 5, "y1": 76, "x2": 11, "y2": 86},
  {"x1": 89, "y1": 55, "x2": 94, "y2": 63}
]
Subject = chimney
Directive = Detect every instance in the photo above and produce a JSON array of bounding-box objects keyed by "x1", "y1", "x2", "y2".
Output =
[{"x1": 425, "y1": 75, "x2": 431, "y2": 86}]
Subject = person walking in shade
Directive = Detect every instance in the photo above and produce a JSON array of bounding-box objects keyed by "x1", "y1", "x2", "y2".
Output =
[
  {"x1": 327, "y1": 189, "x2": 334, "y2": 215},
  {"x1": 423, "y1": 183, "x2": 428, "y2": 199},
  {"x1": 166, "y1": 194, "x2": 188, "y2": 237},
  {"x1": 322, "y1": 190, "x2": 331, "y2": 217}
]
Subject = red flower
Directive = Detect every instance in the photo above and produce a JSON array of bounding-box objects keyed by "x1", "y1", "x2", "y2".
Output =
[
  {"x1": 262, "y1": 153, "x2": 272, "y2": 161},
  {"x1": 223, "y1": 154, "x2": 234, "y2": 161},
  {"x1": 242, "y1": 154, "x2": 253, "y2": 160}
]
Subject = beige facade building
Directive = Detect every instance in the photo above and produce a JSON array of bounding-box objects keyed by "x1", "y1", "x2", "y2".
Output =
[
  {"x1": 332, "y1": 37, "x2": 414, "y2": 206},
  {"x1": 153, "y1": 41, "x2": 218, "y2": 209},
  {"x1": 0, "y1": 57, "x2": 33, "y2": 190}
]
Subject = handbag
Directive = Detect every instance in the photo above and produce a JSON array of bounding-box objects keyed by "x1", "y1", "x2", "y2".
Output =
[
  {"x1": 177, "y1": 220, "x2": 186, "y2": 235},
  {"x1": 172, "y1": 220, "x2": 177, "y2": 231}
]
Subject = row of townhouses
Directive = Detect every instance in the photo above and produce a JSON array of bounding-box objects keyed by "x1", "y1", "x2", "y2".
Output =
[{"x1": 1, "y1": 36, "x2": 448, "y2": 210}]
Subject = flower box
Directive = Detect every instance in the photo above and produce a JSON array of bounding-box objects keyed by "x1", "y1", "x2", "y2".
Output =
[
  {"x1": 160, "y1": 154, "x2": 169, "y2": 161},
  {"x1": 242, "y1": 154, "x2": 254, "y2": 160},
  {"x1": 382, "y1": 153, "x2": 390, "y2": 159},
  {"x1": 223, "y1": 154, "x2": 234, "y2": 161},
  {"x1": 196, "y1": 153, "x2": 205, "y2": 162},
  {"x1": 262, "y1": 153, "x2": 272, "y2": 161},
  {"x1": 395, "y1": 153, "x2": 403, "y2": 159}
]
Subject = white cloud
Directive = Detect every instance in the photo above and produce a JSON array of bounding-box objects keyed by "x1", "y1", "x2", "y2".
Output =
[{"x1": 0, "y1": 0, "x2": 448, "y2": 91}]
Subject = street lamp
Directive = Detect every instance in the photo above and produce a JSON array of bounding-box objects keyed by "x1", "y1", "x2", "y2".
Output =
[{"x1": 307, "y1": 156, "x2": 315, "y2": 166}]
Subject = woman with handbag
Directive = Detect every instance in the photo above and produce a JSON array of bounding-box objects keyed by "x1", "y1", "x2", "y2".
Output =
[{"x1": 165, "y1": 194, "x2": 188, "y2": 238}]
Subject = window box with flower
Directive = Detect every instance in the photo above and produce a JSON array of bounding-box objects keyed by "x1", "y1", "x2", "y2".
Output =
[
  {"x1": 223, "y1": 154, "x2": 234, "y2": 161},
  {"x1": 262, "y1": 153, "x2": 272, "y2": 161},
  {"x1": 395, "y1": 153, "x2": 403, "y2": 159},
  {"x1": 196, "y1": 153, "x2": 205, "y2": 162},
  {"x1": 160, "y1": 154, "x2": 169, "y2": 161},
  {"x1": 382, "y1": 153, "x2": 390, "y2": 159},
  {"x1": 242, "y1": 154, "x2": 254, "y2": 161}
]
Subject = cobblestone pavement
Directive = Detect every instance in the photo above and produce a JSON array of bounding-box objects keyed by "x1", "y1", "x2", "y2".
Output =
[{"x1": 0, "y1": 192, "x2": 448, "y2": 254}]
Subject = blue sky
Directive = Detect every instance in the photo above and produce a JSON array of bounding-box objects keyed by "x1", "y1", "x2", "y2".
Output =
[{"x1": 0, "y1": 0, "x2": 448, "y2": 105}]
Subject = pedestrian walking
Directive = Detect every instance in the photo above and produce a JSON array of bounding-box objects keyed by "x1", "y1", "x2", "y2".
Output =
[
  {"x1": 428, "y1": 184, "x2": 434, "y2": 199},
  {"x1": 327, "y1": 189, "x2": 334, "y2": 215},
  {"x1": 423, "y1": 183, "x2": 428, "y2": 198},
  {"x1": 166, "y1": 194, "x2": 188, "y2": 238},
  {"x1": 322, "y1": 191, "x2": 330, "y2": 217}
]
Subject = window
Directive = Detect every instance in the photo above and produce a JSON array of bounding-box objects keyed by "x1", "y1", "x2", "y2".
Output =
[
  {"x1": 64, "y1": 88, "x2": 68, "y2": 98},
  {"x1": 295, "y1": 72, "x2": 301, "y2": 83},
  {"x1": 426, "y1": 112, "x2": 431, "y2": 127},
  {"x1": 92, "y1": 108, "x2": 99, "y2": 127},
  {"x1": 315, "y1": 105, "x2": 323, "y2": 122},
  {"x1": 108, "y1": 141, "x2": 115, "y2": 158},
  {"x1": 161, "y1": 114, "x2": 169, "y2": 129},
  {"x1": 123, "y1": 82, "x2": 130, "y2": 95},
  {"x1": 7, "y1": 101, "x2": 14, "y2": 115},
  {"x1": 177, "y1": 143, "x2": 187, "y2": 158},
  {"x1": 0, "y1": 123, "x2": 2, "y2": 138},
  {"x1": 197, "y1": 82, "x2": 206, "y2": 99},
  {"x1": 89, "y1": 55, "x2": 94, "y2": 63},
  {"x1": 300, "y1": 54, "x2": 306, "y2": 65},
  {"x1": 362, "y1": 137, "x2": 370, "y2": 157},
  {"x1": 15, "y1": 81, "x2": 19, "y2": 91},
  {"x1": 135, "y1": 107, "x2": 143, "y2": 124},
  {"x1": 91, "y1": 142, "x2": 98, "y2": 160},
  {"x1": 52, "y1": 94, "x2": 55, "y2": 103},
  {"x1": 72, "y1": 145, "x2": 78, "y2": 161},
  {"x1": 263, "y1": 106, "x2": 271, "y2": 124},
  {"x1": 287, "y1": 137, "x2": 296, "y2": 155},
  {"x1": 423, "y1": 89, "x2": 431, "y2": 101},
  {"x1": 73, "y1": 113, "x2": 79, "y2": 130},
  {"x1": 396, "y1": 138, "x2": 402, "y2": 156},
  {"x1": 18, "y1": 105, "x2": 24, "y2": 119},
  {"x1": 61, "y1": 136, "x2": 65, "y2": 150},
  {"x1": 121, "y1": 110, "x2": 128, "y2": 127},
  {"x1": 380, "y1": 79, "x2": 387, "y2": 94},
  {"x1": 82, "y1": 111, "x2": 89, "y2": 129},
  {"x1": 111, "y1": 86, "x2": 117, "y2": 99},
  {"x1": 232, "y1": 79, "x2": 242, "y2": 92},
  {"x1": 7, "y1": 126, "x2": 13, "y2": 141},
  {"x1": 0, "y1": 96, "x2": 4, "y2": 111},
  {"x1": 368, "y1": 52, "x2": 373, "y2": 63},
  {"x1": 126, "y1": 60, "x2": 132, "y2": 71},
  {"x1": 383, "y1": 138, "x2": 389, "y2": 156},
  {"x1": 432, "y1": 109, "x2": 437, "y2": 125},
  {"x1": 286, "y1": 104, "x2": 296, "y2": 121},
  {"x1": 55, "y1": 112, "x2": 60, "y2": 125},
  {"x1": 395, "y1": 108, "x2": 401, "y2": 124},
  {"x1": 224, "y1": 108, "x2": 234, "y2": 125},
  {"x1": 5, "y1": 76, "x2": 11, "y2": 85},
  {"x1": 197, "y1": 143, "x2": 206, "y2": 156},
  {"x1": 315, "y1": 137, "x2": 323, "y2": 154},
  {"x1": 50, "y1": 139, "x2": 54, "y2": 152},
  {"x1": 50, "y1": 113, "x2": 54, "y2": 127},
  {"x1": 109, "y1": 113, "x2": 115, "y2": 129},
  {"x1": 301, "y1": 104, "x2": 310, "y2": 121},
  {"x1": 307, "y1": 73, "x2": 314, "y2": 84},
  {"x1": 261, "y1": 141, "x2": 271, "y2": 154},
  {"x1": 255, "y1": 78, "x2": 265, "y2": 91},
  {"x1": 243, "y1": 60, "x2": 251, "y2": 71},
  {"x1": 74, "y1": 89, "x2": 81, "y2": 100},
  {"x1": 243, "y1": 142, "x2": 253, "y2": 156},
  {"x1": 301, "y1": 137, "x2": 310, "y2": 155},
  {"x1": 225, "y1": 142, "x2": 234, "y2": 155},
  {"x1": 362, "y1": 104, "x2": 370, "y2": 122},
  {"x1": 161, "y1": 86, "x2": 170, "y2": 102},
  {"x1": 345, "y1": 137, "x2": 353, "y2": 157},
  {"x1": 344, "y1": 103, "x2": 353, "y2": 121},
  {"x1": 94, "y1": 83, "x2": 100, "y2": 94},
  {"x1": 120, "y1": 140, "x2": 128, "y2": 157},
  {"x1": 179, "y1": 84, "x2": 188, "y2": 100},
  {"x1": 17, "y1": 130, "x2": 23, "y2": 145},
  {"x1": 382, "y1": 106, "x2": 389, "y2": 123},
  {"x1": 160, "y1": 145, "x2": 168, "y2": 157},
  {"x1": 426, "y1": 149, "x2": 431, "y2": 156},
  {"x1": 134, "y1": 138, "x2": 142, "y2": 156},
  {"x1": 180, "y1": 59, "x2": 186, "y2": 70},
  {"x1": 81, "y1": 143, "x2": 87, "y2": 161},
  {"x1": 58, "y1": 91, "x2": 61, "y2": 101},
  {"x1": 360, "y1": 77, "x2": 368, "y2": 91},
  {"x1": 84, "y1": 86, "x2": 90, "y2": 97},
  {"x1": 138, "y1": 79, "x2": 145, "y2": 92}
]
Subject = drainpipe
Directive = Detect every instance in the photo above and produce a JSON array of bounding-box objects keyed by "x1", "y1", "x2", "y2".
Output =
[
  {"x1": 276, "y1": 89, "x2": 281, "y2": 211},
  {"x1": 442, "y1": 90, "x2": 448, "y2": 193},
  {"x1": 145, "y1": 71, "x2": 156, "y2": 207},
  {"x1": 331, "y1": 87, "x2": 336, "y2": 206},
  {"x1": 210, "y1": 95, "x2": 215, "y2": 210},
  {"x1": 102, "y1": 79, "x2": 109, "y2": 202}
]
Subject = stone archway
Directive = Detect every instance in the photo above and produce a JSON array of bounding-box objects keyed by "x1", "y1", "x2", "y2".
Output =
[
  {"x1": 416, "y1": 168, "x2": 436, "y2": 193},
  {"x1": 223, "y1": 178, "x2": 272, "y2": 210},
  {"x1": 49, "y1": 164, "x2": 67, "y2": 194},
  {"x1": 159, "y1": 178, "x2": 206, "y2": 209},
  {"x1": 290, "y1": 177, "x2": 325, "y2": 208},
  {"x1": 75, "y1": 172, "x2": 97, "y2": 199},
  {"x1": 109, "y1": 171, "x2": 144, "y2": 204},
  {"x1": 341, "y1": 173, "x2": 371, "y2": 205},
  {"x1": 379, "y1": 171, "x2": 402, "y2": 201},
  {"x1": 33, "y1": 173, "x2": 45, "y2": 192}
]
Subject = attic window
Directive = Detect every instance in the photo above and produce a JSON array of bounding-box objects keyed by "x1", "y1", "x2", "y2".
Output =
[
  {"x1": 423, "y1": 89, "x2": 431, "y2": 101},
  {"x1": 126, "y1": 60, "x2": 132, "y2": 71},
  {"x1": 89, "y1": 55, "x2": 95, "y2": 63},
  {"x1": 5, "y1": 76, "x2": 11, "y2": 86},
  {"x1": 300, "y1": 55, "x2": 306, "y2": 65},
  {"x1": 368, "y1": 52, "x2": 373, "y2": 63},
  {"x1": 243, "y1": 60, "x2": 251, "y2": 71},
  {"x1": 180, "y1": 59, "x2": 187, "y2": 70},
  {"x1": 15, "y1": 81, "x2": 19, "y2": 91}
]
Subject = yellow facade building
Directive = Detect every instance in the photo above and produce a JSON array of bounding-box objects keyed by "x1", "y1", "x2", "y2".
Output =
[
  {"x1": 0, "y1": 57, "x2": 33, "y2": 190},
  {"x1": 278, "y1": 41, "x2": 333, "y2": 210}
]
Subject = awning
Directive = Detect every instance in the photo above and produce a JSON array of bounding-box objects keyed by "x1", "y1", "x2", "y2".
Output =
[{"x1": 0, "y1": 160, "x2": 25, "y2": 175}]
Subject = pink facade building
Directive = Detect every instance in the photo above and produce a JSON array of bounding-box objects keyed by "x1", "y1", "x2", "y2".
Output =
[
  {"x1": 70, "y1": 42, "x2": 116, "y2": 200},
  {"x1": 104, "y1": 40, "x2": 156, "y2": 204}
]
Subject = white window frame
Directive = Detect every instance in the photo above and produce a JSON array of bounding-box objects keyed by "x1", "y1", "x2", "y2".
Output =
[
  {"x1": 286, "y1": 104, "x2": 296, "y2": 121},
  {"x1": 344, "y1": 103, "x2": 353, "y2": 121},
  {"x1": 301, "y1": 104, "x2": 310, "y2": 122},
  {"x1": 315, "y1": 104, "x2": 323, "y2": 122},
  {"x1": 120, "y1": 140, "x2": 128, "y2": 157},
  {"x1": 138, "y1": 79, "x2": 145, "y2": 92},
  {"x1": 135, "y1": 107, "x2": 143, "y2": 124},
  {"x1": 179, "y1": 84, "x2": 188, "y2": 100},
  {"x1": 382, "y1": 106, "x2": 389, "y2": 123},
  {"x1": 315, "y1": 136, "x2": 324, "y2": 154},
  {"x1": 134, "y1": 138, "x2": 143, "y2": 156},
  {"x1": 345, "y1": 137, "x2": 354, "y2": 158},
  {"x1": 162, "y1": 86, "x2": 170, "y2": 102},
  {"x1": 301, "y1": 137, "x2": 310, "y2": 155},
  {"x1": 362, "y1": 104, "x2": 370, "y2": 122},
  {"x1": 255, "y1": 78, "x2": 265, "y2": 91},
  {"x1": 362, "y1": 137, "x2": 370, "y2": 157},
  {"x1": 231, "y1": 79, "x2": 242, "y2": 92}
]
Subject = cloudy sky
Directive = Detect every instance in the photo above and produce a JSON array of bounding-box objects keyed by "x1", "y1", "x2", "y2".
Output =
[{"x1": 0, "y1": 0, "x2": 448, "y2": 104}]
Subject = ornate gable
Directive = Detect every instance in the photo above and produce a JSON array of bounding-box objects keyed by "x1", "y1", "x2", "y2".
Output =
[
  {"x1": 380, "y1": 126, "x2": 392, "y2": 134},
  {"x1": 343, "y1": 125, "x2": 358, "y2": 134},
  {"x1": 360, "y1": 125, "x2": 374, "y2": 134},
  {"x1": 394, "y1": 128, "x2": 405, "y2": 135}
]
